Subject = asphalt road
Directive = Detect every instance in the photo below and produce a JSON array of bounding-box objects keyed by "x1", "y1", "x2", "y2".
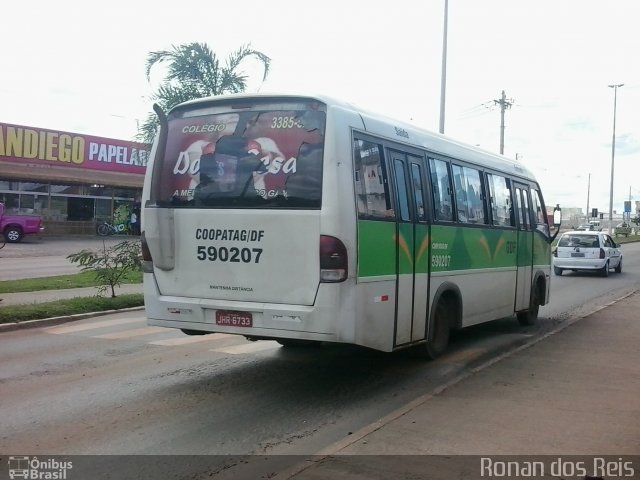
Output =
[
  {"x1": 0, "y1": 240, "x2": 638, "y2": 473},
  {"x1": 0, "y1": 235, "x2": 134, "y2": 280}
]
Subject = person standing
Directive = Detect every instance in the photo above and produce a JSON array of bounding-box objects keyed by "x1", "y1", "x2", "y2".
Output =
[{"x1": 130, "y1": 209, "x2": 138, "y2": 235}]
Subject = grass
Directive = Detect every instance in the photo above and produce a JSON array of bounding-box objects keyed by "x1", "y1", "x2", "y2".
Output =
[
  {"x1": 0, "y1": 270, "x2": 144, "y2": 324},
  {"x1": 614, "y1": 233, "x2": 640, "y2": 244},
  {"x1": 0, "y1": 294, "x2": 144, "y2": 324},
  {"x1": 0, "y1": 270, "x2": 142, "y2": 294}
]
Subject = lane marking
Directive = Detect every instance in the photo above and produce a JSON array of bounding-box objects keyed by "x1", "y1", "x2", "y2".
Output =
[
  {"x1": 46, "y1": 317, "x2": 144, "y2": 334},
  {"x1": 211, "y1": 341, "x2": 280, "y2": 355},
  {"x1": 93, "y1": 326, "x2": 167, "y2": 339}
]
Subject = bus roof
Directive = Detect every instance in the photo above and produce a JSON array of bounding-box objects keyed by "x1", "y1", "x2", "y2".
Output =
[{"x1": 169, "y1": 92, "x2": 538, "y2": 182}]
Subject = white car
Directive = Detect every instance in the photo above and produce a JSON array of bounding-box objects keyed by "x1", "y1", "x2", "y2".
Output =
[{"x1": 553, "y1": 231, "x2": 622, "y2": 277}]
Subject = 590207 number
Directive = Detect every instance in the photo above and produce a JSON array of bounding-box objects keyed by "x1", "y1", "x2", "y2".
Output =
[
  {"x1": 431, "y1": 254, "x2": 451, "y2": 268},
  {"x1": 197, "y1": 246, "x2": 263, "y2": 264}
]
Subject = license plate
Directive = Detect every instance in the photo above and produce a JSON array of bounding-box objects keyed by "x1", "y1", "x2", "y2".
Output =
[
  {"x1": 571, "y1": 252, "x2": 585, "y2": 257},
  {"x1": 216, "y1": 311, "x2": 253, "y2": 327}
]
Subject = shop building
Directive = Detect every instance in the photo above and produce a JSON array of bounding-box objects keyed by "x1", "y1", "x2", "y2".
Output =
[{"x1": 0, "y1": 121, "x2": 150, "y2": 234}]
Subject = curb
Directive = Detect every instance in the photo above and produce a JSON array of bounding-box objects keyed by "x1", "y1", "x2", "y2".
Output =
[{"x1": 0, "y1": 306, "x2": 145, "y2": 333}]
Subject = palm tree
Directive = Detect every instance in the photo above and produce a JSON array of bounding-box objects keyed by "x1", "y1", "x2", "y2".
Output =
[{"x1": 138, "y1": 42, "x2": 271, "y2": 144}]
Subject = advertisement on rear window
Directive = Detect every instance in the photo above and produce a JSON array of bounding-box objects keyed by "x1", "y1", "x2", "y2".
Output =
[{"x1": 157, "y1": 108, "x2": 325, "y2": 208}]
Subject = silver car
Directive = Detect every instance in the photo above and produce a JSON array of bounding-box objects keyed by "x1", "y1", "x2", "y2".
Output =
[{"x1": 553, "y1": 231, "x2": 622, "y2": 277}]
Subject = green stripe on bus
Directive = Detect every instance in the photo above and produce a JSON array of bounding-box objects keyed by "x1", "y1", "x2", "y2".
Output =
[{"x1": 357, "y1": 221, "x2": 550, "y2": 278}]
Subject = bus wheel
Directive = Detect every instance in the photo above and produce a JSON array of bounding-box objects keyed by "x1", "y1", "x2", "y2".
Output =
[
  {"x1": 425, "y1": 300, "x2": 451, "y2": 359},
  {"x1": 276, "y1": 339, "x2": 317, "y2": 348},
  {"x1": 517, "y1": 286, "x2": 540, "y2": 326}
]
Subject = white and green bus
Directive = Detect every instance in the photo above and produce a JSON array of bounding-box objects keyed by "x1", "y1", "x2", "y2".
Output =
[{"x1": 141, "y1": 93, "x2": 560, "y2": 357}]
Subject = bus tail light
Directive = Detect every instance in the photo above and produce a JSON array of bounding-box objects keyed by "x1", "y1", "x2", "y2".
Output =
[
  {"x1": 599, "y1": 248, "x2": 606, "y2": 259},
  {"x1": 320, "y1": 235, "x2": 347, "y2": 282},
  {"x1": 141, "y1": 231, "x2": 154, "y2": 272}
]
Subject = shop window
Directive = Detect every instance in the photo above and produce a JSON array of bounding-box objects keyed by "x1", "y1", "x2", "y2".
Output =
[
  {"x1": 19, "y1": 182, "x2": 48, "y2": 193},
  {"x1": 51, "y1": 184, "x2": 85, "y2": 195},
  {"x1": 0, "y1": 193, "x2": 19, "y2": 212},
  {"x1": 113, "y1": 187, "x2": 137, "y2": 199},
  {"x1": 67, "y1": 197, "x2": 95, "y2": 221},
  {"x1": 95, "y1": 198, "x2": 112, "y2": 221},
  {"x1": 47, "y1": 197, "x2": 68, "y2": 221},
  {"x1": 0, "y1": 180, "x2": 20, "y2": 191}
]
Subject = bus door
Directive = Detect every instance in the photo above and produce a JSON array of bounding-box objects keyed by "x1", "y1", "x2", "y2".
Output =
[
  {"x1": 389, "y1": 151, "x2": 430, "y2": 346},
  {"x1": 513, "y1": 182, "x2": 534, "y2": 311}
]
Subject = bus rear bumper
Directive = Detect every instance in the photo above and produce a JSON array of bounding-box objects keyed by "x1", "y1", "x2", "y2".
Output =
[{"x1": 143, "y1": 275, "x2": 344, "y2": 343}]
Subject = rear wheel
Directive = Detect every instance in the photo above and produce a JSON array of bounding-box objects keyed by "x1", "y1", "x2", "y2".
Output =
[
  {"x1": 615, "y1": 258, "x2": 622, "y2": 274},
  {"x1": 425, "y1": 299, "x2": 452, "y2": 359},
  {"x1": 181, "y1": 329, "x2": 209, "y2": 336},
  {"x1": 517, "y1": 283, "x2": 540, "y2": 326},
  {"x1": 553, "y1": 266, "x2": 563, "y2": 276},
  {"x1": 600, "y1": 262, "x2": 610, "y2": 277}
]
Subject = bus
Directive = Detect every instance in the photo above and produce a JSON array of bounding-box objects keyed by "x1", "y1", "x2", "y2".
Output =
[{"x1": 141, "y1": 93, "x2": 560, "y2": 357}]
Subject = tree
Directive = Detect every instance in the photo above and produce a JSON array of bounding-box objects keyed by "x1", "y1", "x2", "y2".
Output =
[
  {"x1": 67, "y1": 240, "x2": 142, "y2": 298},
  {"x1": 138, "y1": 42, "x2": 271, "y2": 144}
]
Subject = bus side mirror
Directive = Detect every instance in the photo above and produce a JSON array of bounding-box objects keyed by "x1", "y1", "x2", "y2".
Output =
[{"x1": 550, "y1": 204, "x2": 562, "y2": 242}]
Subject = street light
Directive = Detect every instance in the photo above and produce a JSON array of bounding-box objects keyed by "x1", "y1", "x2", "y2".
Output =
[
  {"x1": 607, "y1": 83, "x2": 623, "y2": 234},
  {"x1": 585, "y1": 172, "x2": 591, "y2": 225},
  {"x1": 439, "y1": 0, "x2": 448, "y2": 134}
]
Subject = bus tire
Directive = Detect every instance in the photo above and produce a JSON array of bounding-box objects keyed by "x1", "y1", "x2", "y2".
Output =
[
  {"x1": 181, "y1": 329, "x2": 208, "y2": 336},
  {"x1": 425, "y1": 299, "x2": 451, "y2": 359},
  {"x1": 517, "y1": 284, "x2": 540, "y2": 326},
  {"x1": 276, "y1": 339, "x2": 317, "y2": 348}
]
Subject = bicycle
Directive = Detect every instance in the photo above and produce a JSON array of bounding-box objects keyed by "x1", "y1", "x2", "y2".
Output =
[{"x1": 97, "y1": 221, "x2": 117, "y2": 236}]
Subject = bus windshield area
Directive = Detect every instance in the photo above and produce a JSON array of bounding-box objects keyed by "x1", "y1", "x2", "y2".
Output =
[{"x1": 153, "y1": 106, "x2": 326, "y2": 209}]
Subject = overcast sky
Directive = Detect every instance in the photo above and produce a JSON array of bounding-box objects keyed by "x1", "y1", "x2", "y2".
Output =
[{"x1": 2, "y1": 0, "x2": 639, "y2": 215}]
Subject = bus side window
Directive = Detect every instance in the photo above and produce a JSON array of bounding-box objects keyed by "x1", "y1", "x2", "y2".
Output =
[
  {"x1": 487, "y1": 173, "x2": 514, "y2": 227},
  {"x1": 428, "y1": 157, "x2": 454, "y2": 221},
  {"x1": 531, "y1": 188, "x2": 550, "y2": 237},
  {"x1": 393, "y1": 159, "x2": 410, "y2": 221},
  {"x1": 410, "y1": 163, "x2": 427, "y2": 222},
  {"x1": 353, "y1": 138, "x2": 395, "y2": 219},
  {"x1": 452, "y1": 164, "x2": 487, "y2": 224},
  {"x1": 515, "y1": 187, "x2": 532, "y2": 230}
]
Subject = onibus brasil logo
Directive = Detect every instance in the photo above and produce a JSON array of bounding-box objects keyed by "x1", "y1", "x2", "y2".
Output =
[{"x1": 8, "y1": 456, "x2": 72, "y2": 479}]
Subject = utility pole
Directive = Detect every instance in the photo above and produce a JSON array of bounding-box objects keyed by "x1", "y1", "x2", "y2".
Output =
[{"x1": 494, "y1": 90, "x2": 513, "y2": 154}]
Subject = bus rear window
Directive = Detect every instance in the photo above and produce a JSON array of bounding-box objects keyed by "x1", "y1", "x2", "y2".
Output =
[{"x1": 152, "y1": 104, "x2": 326, "y2": 209}]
